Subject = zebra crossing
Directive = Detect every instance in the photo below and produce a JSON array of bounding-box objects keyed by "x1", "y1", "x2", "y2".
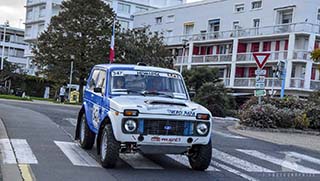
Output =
[{"x1": 1, "y1": 138, "x2": 320, "y2": 180}]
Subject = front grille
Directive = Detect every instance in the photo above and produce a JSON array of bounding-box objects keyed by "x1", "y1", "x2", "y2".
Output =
[{"x1": 142, "y1": 119, "x2": 193, "y2": 136}]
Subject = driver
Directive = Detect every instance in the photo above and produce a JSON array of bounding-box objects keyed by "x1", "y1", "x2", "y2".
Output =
[
  {"x1": 147, "y1": 77, "x2": 163, "y2": 92},
  {"x1": 113, "y1": 77, "x2": 125, "y2": 89}
]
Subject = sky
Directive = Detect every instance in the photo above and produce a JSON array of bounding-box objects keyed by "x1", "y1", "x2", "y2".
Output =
[{"x1": 0, "y1": 0, "x2": 202, "y2": 29}]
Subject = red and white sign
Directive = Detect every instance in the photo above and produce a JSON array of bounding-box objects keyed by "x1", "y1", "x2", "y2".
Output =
[{"x1": 253, "y1": 53, "x2": 270, "y2": 69}]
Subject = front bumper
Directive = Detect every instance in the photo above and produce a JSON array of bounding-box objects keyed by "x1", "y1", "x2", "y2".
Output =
[{"x1": 108, "y1": 112, "x2": 211, "y2": 147}]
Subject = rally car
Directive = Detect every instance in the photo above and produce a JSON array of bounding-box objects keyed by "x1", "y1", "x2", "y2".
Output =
[{"x1": 75, "y1": 63, "x2": 212, "y2": 170}]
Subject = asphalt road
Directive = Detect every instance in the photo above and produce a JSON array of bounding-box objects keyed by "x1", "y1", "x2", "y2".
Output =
[{"x1": 0, "y1": 99, "x2": 320, "y2": 181}]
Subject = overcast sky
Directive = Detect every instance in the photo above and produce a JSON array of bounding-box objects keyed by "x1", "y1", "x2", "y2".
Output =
[{"x1": 0, "y1": 0, "x2": 202, "y2": 29}]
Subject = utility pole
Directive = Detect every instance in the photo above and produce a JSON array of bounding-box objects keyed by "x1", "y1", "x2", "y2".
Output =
[
  {"x1": 180, "y1": 39, "x2": 188, "y2": 73},
  {"x1": 69, "y1": 61, "x2": 74, "y2": 102},
  {"x1": 1, "y1": 21, "x2": 9, "y2": 70}
]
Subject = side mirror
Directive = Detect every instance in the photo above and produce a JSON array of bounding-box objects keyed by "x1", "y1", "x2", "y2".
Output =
[
  {"x1": 94, "y1": 87, "x2": 102, "y2": 93},
  {"x1": 189, "y1": 91, "x2": 196, "y2": 99}
]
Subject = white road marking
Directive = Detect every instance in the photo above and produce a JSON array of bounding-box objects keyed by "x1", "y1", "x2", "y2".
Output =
[
  {"x1": 213, "y1": 131, "x2": 247, "y2": 139},
  {"x1": 0, "y1": 139, "x2": 17, "y2": 164},
  {"x1": 212, "y1": 161, "x2": 258, "y2": 181},
  {"x1": 54, "y1": 141, "x2": 100, "y2": 167},
  {"x1": 63, "y1": 118, "x2": 77, "y2": 126},
  {"x1": 282, "y1": 152, "x2": 320, "y2": 166},
  {"x1": 120, "y1": 153, "x2": 163, "y2": 170},
  {"x1": 11, "y1": 139, "x2": 38, "y2": 164},
  {"x1": 212, "y1": 148, "x2": 274, "y2": 172},
  {"x1": 166, "y1": 154, "x2": 220, "y2": 171},
  {"x1": 237, "y1": 149, "x2": 320, "y2": 174}
]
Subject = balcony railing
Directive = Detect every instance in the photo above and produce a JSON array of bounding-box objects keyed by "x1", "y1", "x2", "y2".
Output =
[
  {"x1": 290, "y1": 78, "x2": 305, "y2": 89},
  {"x1": 192, "y1": 54, "x2": 232, "y2": 63},
  {"x1": 311, "y1": 80, "x2": 320, "y2": 90},
  {"x1": 174, "y1": 56, "x2": 188, "y2": 64},
  {"x1": 164, "y1": 22, "x2": 320, "y2": 45},
  {"x1": 234, "y1": 78, "x2": 281, "y2": 87},
  {"x1": 293, "y1": 50, "x2": 311, "y2": 60},
  {"x1": 237, "y1": 51, "x2": 288, "y2": 62}
]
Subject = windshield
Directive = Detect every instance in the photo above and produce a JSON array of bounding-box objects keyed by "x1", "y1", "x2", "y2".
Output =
[{"x1": 110, "y1": 70, "x2": 188, "y2": 99}]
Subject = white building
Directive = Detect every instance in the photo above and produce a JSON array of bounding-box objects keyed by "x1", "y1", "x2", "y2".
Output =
[
  {"x1": 0, "y1": 25, "x2": 28, "y2": 72},
  {"x1": 24, "y1": 0, "x2": 185, "y2": 75},
  {"x1": 134, "y1": 0, "x2": 320, "y2": 97}
]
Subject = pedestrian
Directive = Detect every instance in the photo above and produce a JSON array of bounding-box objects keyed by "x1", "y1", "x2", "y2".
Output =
[{"x1": 59, "y1": 85, "x2": 66, "y2": 103}]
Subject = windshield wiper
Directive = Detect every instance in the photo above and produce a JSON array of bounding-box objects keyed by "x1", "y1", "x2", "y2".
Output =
[{"x1": 141, "y1": 91, "x2": 174, "y2": 98}]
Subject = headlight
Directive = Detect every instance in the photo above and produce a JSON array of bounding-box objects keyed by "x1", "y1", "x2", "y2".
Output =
[
  {"x1": 124, "y1": 110, "x2": 139, "y2": 116},
  {"x1": 196, "y1": 123, "x2": 208, "y2": 135},
  {"x1": 124, "y1": 119, "x2": 137, "y2": 133},
  {"x1": 196, "y1": 113, "x2": 210, "y2": 120}
]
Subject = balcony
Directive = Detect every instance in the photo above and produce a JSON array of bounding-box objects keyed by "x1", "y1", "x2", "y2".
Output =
[
  {"x1": 311, "y1": 80, "x2": 320, "y2": 90},
  {"x1": 290, "y1": 78, "x2": 305, "y2": 89},
  {"x1": 293, "y1": 50, "x2": 311, "y2": 60},
  {"x1": 164, "y1": 22, "x2": 320, "y2": 45},
  {"x1": 237, "y1": 51, "x2": 288, "y2": 62},
  {"x1": 192, "y1": 54, "x2": 232, "y2": 64},
  {"x1": 234, "y1": 78, "x2": 282, "y2": 88}
]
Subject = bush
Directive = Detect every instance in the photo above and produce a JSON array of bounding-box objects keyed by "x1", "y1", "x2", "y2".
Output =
[
  {"x1": 306, "y1": 103, "x2": 320, "y2": 130},
  {"x1": 240, "y1": 104, "x2": 278, "y2": 128}
]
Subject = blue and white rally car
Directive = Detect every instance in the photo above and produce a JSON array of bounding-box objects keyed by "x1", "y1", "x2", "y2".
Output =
[{"x1": 75, "y1": 64, "x2": 212, "y2": 170}]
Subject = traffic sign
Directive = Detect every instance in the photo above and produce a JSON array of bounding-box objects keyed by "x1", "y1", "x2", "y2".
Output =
[
  {"x1": 256, "y1": 76, "x2": 265, "y2": 83},
  {"x1": 255, "y1": 82, "x2": 265, "y2": 89},
  {"x1": 253, "y1": 53, "x2": 270, "y2": 69},
  {"x1": 255, "y1": 69, "x2": 266, "y2": 76},
  {"x1": 255, "y1": 90, "x2": 266, "y2": 97}
]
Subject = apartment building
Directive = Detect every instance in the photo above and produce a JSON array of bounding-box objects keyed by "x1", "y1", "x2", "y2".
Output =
[
  {"x1": 134, "y1": 0, "x2": 320, "y2": 97},
  {"x1": 0, "y1": 25, "x2": 28, "y2": 72},
  {"x1": 24, "y1": 0, "x2": 185, "y2": 75}
]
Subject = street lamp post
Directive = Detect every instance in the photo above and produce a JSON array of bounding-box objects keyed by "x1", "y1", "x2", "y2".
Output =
[
  {"x1": 1, "y1": 21, "x2": 9, "y2": 70},
  {"x1": 68, "y1": 55, "x2": 75, "y2": 102},
  {"x1": 180, "y1": 39, "x2": 188, "y2": 73}
]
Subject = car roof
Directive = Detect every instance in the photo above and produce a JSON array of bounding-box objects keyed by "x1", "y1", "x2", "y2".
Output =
[{"x1": 94, "y1": 64, "x2": 181, "y2": 75}]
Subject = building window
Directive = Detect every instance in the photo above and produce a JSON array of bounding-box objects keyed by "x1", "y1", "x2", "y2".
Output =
[
  {"x1": 167, "y1": 15, "x2": 175, "y2": 23},
  {"x1": 26, "y1": 8, "x2": 33, "y2": 20},
  {"x1": 26, "y1": 26, "x2": 32, "y2": 37},
  {"x1": 118, "y1": 3, "x2": 130, "y2": 14},
  {"x1": 235, "y1": 4, "x2": 245, "y2": 13},
  {"x1": 208, "y1": 19, "x2": 220, "y2": 32},
  {"x1": 233, "y1": 21, "x2": 240, "y2": 29},
  {"x1": 317, "y1": 9, "x2": 320, "y2": 21},
  {"x1": 136, "y1": 6, "x2": 148, "y2": 13},
  {"x1": 166, "y1": 30, "x2": 173, "y2": 37},
  {"x1": 184, "y1": 23, "x2": 194, "y2": 35},
  {"x1": 253, "y1": 18, "x2": 260, "y2": 28},
  {"x1": 155, "y1": 17, "x2": 162, "y2": 24},
  {"x1": 38, "y1": 24, "x2": 45, "y2": 35},
  {"x1": 277, "y1": 9, "x2": 293, "y2": 24},
  {"x1": 119, "y1": 20, "x2": 129, "y2": 30},
  {"x1": 39, "y1": 5, "x2": 46, "y2": 18},
  {"x1": 251, "y1": 1, "x2": 262, "y2": 9}
]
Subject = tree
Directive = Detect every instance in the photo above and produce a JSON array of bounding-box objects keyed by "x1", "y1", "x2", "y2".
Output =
[
  {"x1": 183, "y1": 67, "x2": 235, "y2": 117},
  {"x1": 33, "y1": 0, "x2": 116, "y2": 102},
  {"x1": 311, "y1": 48, "x2": 320, "y2": 63},
  {"x1": 115, "y1": 27, "x2": 173, "y2": 68}
]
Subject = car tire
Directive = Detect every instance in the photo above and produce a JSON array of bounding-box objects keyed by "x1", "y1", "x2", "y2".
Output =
[
  {"x1": 79, "y1": 113, "x2": 95, "y2": 149},
  {"x1": 188, "y1": 140, "x2": 212, "y2": 171},
  {"x1": 100, "y1": 124, "x2": 120, "y2": 168}
]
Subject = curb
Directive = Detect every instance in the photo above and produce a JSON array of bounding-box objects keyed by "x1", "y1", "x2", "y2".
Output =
[
  {"x1": 228, "y1": 123, "x2": 320, "y2": 153},
  {"x1": 0, "y1": 118, "x2": 23, "y2": 181}
]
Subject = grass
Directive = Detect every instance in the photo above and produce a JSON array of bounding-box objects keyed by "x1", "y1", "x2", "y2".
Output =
[
  {"x1": 0, "y1": 94, "x2": 32, "y2": 101},
  {"x1": 29, "y1": 96, "x2": 55, "y2": 102}
]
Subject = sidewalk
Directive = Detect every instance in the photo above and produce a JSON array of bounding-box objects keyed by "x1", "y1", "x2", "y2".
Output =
[{"x1": 228, "y1": 123, "x2": 320, "y2": 153}]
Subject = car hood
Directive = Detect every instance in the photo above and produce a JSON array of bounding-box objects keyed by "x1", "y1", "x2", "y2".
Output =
[{"x1": 109, "y1": 95, "x2": 210, "y2": 117}]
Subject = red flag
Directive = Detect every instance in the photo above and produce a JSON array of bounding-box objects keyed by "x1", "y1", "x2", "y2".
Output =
[{"x1": 109, "y1": 19, "x2": 116, "y2": 63}]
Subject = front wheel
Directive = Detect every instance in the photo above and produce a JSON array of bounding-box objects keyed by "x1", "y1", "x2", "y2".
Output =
[
  {"x1": 100, "y1": 124, "x2": 120, "y2": 168},
  {"x1": 188, "y1": 140, "x2": 212, "y2": 171}
]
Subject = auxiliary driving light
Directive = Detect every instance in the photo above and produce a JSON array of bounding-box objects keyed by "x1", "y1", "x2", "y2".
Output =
[{"x1": 124, "y1": 110, "x2": 139, "y2": 116}]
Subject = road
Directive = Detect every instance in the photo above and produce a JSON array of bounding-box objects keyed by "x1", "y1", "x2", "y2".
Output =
[{"x1": 0, "y1": 99, "x2": 319, "y2": 181}]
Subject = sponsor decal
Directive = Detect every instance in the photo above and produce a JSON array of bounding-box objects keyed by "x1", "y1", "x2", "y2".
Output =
[
  {"x1": 137, "y1": 71, "x2": 160, "y2": 77},
  {"x1": 151, "y1": 136, "x2": 160, "y2": 142},
  {"x1": 167, "y1": 109, "x2": 196, "y2": 117}
]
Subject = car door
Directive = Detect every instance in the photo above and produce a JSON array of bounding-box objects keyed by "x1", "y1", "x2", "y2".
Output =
[
  {"x1": 92, "y1": 70, "x2": 107, "y2": 130},
  {"x1": 84, "y1": 69, "x2": 101, "y2": 132}
]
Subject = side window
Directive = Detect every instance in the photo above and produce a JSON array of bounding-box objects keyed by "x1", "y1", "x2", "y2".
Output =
[
  {"x1": 96, "y1": 70, "x2": 107, "y2": 95},
  {"x1": 89, "y1": 70, "x2": 100, "y2": 91}
]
